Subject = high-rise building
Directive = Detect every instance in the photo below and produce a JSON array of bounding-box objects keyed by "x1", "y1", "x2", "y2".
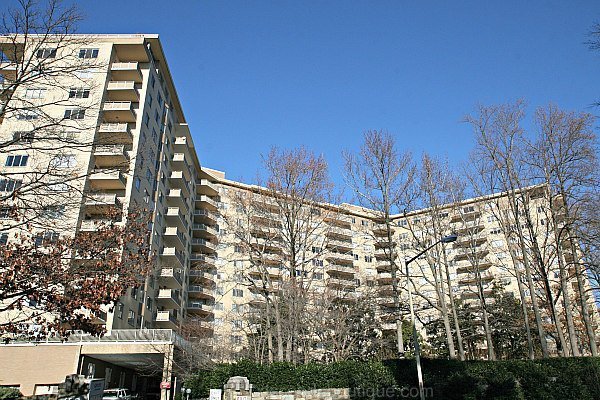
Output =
[{"x1": 0, "y1": 33, "x2": 598, "y2": 396}]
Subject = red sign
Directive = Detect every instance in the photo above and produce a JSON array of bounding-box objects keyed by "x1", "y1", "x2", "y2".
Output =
[{"x1": 160, "y1": 382, "x2": 171, "y2": 389}]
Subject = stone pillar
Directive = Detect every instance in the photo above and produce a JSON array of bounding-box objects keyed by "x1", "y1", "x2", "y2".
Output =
[{"x1": 223, "y1": 376, "x2": 252, "y2": 400}]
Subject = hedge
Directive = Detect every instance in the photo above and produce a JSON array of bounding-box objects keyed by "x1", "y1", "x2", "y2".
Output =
[
  {"x1": 186, "y1": 357, "x2": 600, "y2": 400},
  {"x1": 0, "y1": 388, "x2": 21, "y2": 400}
]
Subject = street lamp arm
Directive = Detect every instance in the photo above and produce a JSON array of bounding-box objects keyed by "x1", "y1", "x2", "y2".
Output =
[{"x1": 405, "y1": 239, "x2": 442, "y2": 266}]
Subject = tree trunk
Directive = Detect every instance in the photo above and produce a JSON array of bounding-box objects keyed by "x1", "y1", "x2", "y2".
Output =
[{"x1": 441, "y1": 251, "x2": 465, "y2": 360}]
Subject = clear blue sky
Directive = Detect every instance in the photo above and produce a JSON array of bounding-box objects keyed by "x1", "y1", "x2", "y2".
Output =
[{"x1": 75, "y1": 1, "x2": 599, "y2": 185}]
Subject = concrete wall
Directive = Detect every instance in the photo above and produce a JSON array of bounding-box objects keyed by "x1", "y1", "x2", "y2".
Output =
[
  {"x1": 0, "y1": 344, "x2": 81, "y2": 395},
  {"x1": 252, "y1": 388, "x2": 350, "y2": 400}
]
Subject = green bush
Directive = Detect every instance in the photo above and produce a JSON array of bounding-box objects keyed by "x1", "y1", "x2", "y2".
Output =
[
  {"x1": 186, "y1": 357, "x2": 600, "y2": 400},
  {"x1": 0, "y1": 388, "x2": 21, "y2": 400}
]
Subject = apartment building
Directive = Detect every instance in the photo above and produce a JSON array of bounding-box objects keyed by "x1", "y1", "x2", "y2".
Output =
[
  {"x1": 202, "y1": 171, "x2": 599, "y2": 359},
  {"x1": 1, "y1": 33, "x2": 598, "y2": 394}
]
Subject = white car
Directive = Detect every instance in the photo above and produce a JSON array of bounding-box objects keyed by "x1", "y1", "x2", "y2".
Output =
[{"x1": 103, "y1": 389, "x2": 133, "y2": 400}]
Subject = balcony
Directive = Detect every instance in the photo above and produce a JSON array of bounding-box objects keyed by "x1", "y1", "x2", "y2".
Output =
[
  {"x1": 106, "y1": 81, "x2": 139, "y2": 102},
  {"x1": 93, "y1": 145, "x2": 129, "y2": 167},
  {"x1": 193, "y1": 208, "x2": 218, "y2": 224},
  {"x1": 156, "y1": 288, "x2": 181, "y2": 308},
  {"x1": 325, "y1": 227, "x2": 353, "y2": 241},
  {"x1": 188, "y1": 285, "x2": 215, "y2": 300},
  {"x1": 89, "y1": 169, "x2": 126, "y2": 190},
  {"x1": 110, "y1": 62, "x2": 142, "y2": 82},
  {"x1": 163, "y1": 226, "x2": 185, "y2": 248},
  {"x1": 79, "y1": 219, "x2": 116, "y2": 232},
  {"x1": 0, "y1": 62, "x2": 17, "y2": 80},
  {"x1": 160, "y1": 247, "x2": 186, "y2": 269},
  {"x1": 323, "y1": 213, "x2": 353, "y2": 228},
  {"x1": 165, "y1": 207, "x2": 187, "y2": 230},
  {"x1": 451, "y1": 210, "x2": 481, "y2": 223},
  {"x1": 458, "y1": 271, "x2": 495, "y2": 286},
  {"x1": 158, "y1": 267, "x2": 183, "y2": 289},
  {"x1": 327, "y1": 277, "x2": 357, "y2": 289},
  {"x1": 326, "y1": 252, "x2": 354, "y2": 264},
  {"x1": 84, "y1": 193, "x2": 121, "y2": 213},
  {"x1": 191, "y1": 238, "x2": 216, "y2": 253},
  {"x1": 189, "y1": 269, "x2": 216, "y2": 284},
  {"x1": 326, "y1": 263, "x2": 355, "y2": 276},
  {"x1": 190, "y1": 254, "x2": 216, "y2": 268},
  {"x1": 372, "y1": 223, "x2": 394, "y2": 236},
  {"x1": 454, "y1": 248, "x2": 490, "y2": 262},
  {"x1": 326, "y1": 238, "x2": 353, "y2": 252},
  {"x1": 103, "y1": 101, "x2": 136, "y2": 123},
  {"x1": 248, "y1": 265, "x2": 283, "y2": 281},
  {"x1": 173, "y1": 136, "x2": 188, "y2": 149},
  {"x1": 187, "y1": 301, "x2": 214, "y2": 316},
  {"x1": 196, "y1": 195, "x2": 218, "y2": 210},
  {"x1": 169, "y1": 171, "x2": 192, "y2": 196},
  {"x1": 171, "y1": 153, "x2": 186, "y2": 168},
  {"x1": 192, "y1": 223, "x2": 217, "y2": 238},
  {"x1": 154, "y1": 310, "x2": 178, "y2": 329},
  {"x1": 197, "y1": 179, "x2": 218, "y2": 196},
  {"x1": 98, "y1": 123, "x2": 133, "y2": 143},
  {"x1": 167, "y1": 188, "x2": 187, "y2": 210}
]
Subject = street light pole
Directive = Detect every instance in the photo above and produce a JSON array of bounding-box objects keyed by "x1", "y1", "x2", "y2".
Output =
[{"x1": 404, "y1": 234, "x2": 457, "y2": 400}]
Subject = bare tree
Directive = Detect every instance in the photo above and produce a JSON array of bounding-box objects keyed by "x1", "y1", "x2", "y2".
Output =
[
  {"x1": 528, "y1": 104, "x2": 599, "y2": 356},
  {"x1": 343, "y1": 130, "x2": 416, "y2": 356},
  {"x1": 0, "y1": 209, "x2": 154, "y2": 339},
  {"x1": 223, "y1": 146, "x2": 340, "y2": 363},
  {"x1": 403, "y1": 153, "x2": 465, "y2": 360},
  {"x1": 465, "y1": 101, "x2": 551, "y2": 358},
  {"x1": 0, "y1": 0, "x2": 111, "y2": 233}
]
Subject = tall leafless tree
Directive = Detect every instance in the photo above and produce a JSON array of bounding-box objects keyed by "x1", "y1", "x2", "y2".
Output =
[{"x1": 343, "y1": 130, "x2": 416, "y2": 356}]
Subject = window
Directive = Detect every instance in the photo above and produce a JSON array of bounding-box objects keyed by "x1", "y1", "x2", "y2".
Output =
[
  {"x1": 214, "y1": 302, "x2": 224, "y2": 311},
  {"x1": 42, "y1": 205, "x2": 65, "y2": 219},
  {"x1": 50, "y1": 154, "x2": 76, "y2": 168},
  {"x1": 117, "y1": 302, "x2": 124, "y2": 319},
  {"x1": 127, "y1": 310, "x2": 135, "y2": 326},
  {"x1": 314, "y1": 272, "x2": 323, "y2": 280},
  {"x1": 464, "y1": 206, "x2": 475, "y2": 213},
  {"x1": 232, "y1": 288, "x2": 244, "y2": 297},
  {"x1": 312, "y1": 259, "x2": 323, "y2": 267},
  {"x1": 231, "y1": 335, "x2": 242, "y2": 345},
  {"x1": 24, "y1": 88, "x2": 46, "y2": 99},
  {"x1": 34, "y1": 231, "x2": 59, "y2": 246},
  {"x1": 146, "y1": 297, "x2": 153, "y2": 310},
  {"x1": 79, "y1": 48, "x2": 99, "y2": 59},
  {"x1": 398, "y1": 219, "x2": 408, "y2": 226},
  {"x1": 5, "y1": 155, "x2": 29, "y2": 167},
  {"x1": 234, "y1": 245, "x2": 242, "y2": 253},
  {"x1": 47, "y1": 182, "x2": 69, "y2": 192},
  {"x1": 75, "y1": 69, "x2": 94, "y2": 79},
  {"x1": 353, "y1": 253, "x2": 359, "y2": 260},
  {"x1": 0, "y1": 233, "x2": 8, "y2": 245},
  {"x1": 311, "y1": 246, "x2": 321, "y2": 253},
  {"x1": 490, "y1": 228, "x2": 502, "y2": 235},
  {"x1": 64, "y1": 108, "x2": 85, "y2": 120},
  {"x1": 69, "y1": 88, "x2": 90, "y2": 98},
  {"x1": 36, "y1": 48, "x2": 57, "y2": 59},
  {"x1": 364, "y1": 255, "x2": 373, "y2": 263},
  {"x1": 131, "y1": 287, "x2": 138, "y2": 300},
  {"x1": 17, "y1": 109, "x2": 39, "y2": 120},
  {"x1": 13, "y1": 131, "x2": 34, "y2": 143},
  {"x1": 361, "y1": 220, "x2": 368, "y2": 226},
  {"x1": 232, "y1": 320, "x2": 243, "y2": 329},
  {"x1": 0, "y1": 207, "x2": 10, "y2": 218},
  {"x1": 0, "y1": 179, "x2": 22, "y2": 192}
]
